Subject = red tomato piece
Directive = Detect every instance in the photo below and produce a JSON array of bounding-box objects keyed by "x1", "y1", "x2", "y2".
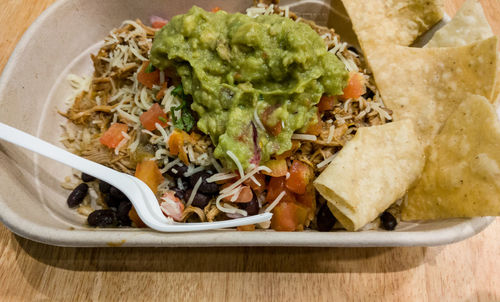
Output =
[
  {"x1": 244, "y1": 172, "x2": 266, "y2": 194},
  {"x1": 341, "y1": 72, "x2": 366, "y2": 100},
  {"x1": 271, "y1": 201, "x2": 297, "y2": 231},
  {"x1": 140, "y1": 103, "x2": 168, "y2": 131},
  {"x1": 266, "y1": 177, "x2": 296, "y2": 204},
  {"x1": 137, "y1": 61, "x2": 160, "y2": 89},
  {"x1": 223, "y1": 185, "x2": 253, "y2": 203},
  {"x1": 99, "y1": 123, "x2": 128, "y2": 148},
  {"x1": 286, "y1": 160, "x2": 313, "y2": 194}
]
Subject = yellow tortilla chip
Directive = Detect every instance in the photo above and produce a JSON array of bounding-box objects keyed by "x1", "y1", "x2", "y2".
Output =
[
  {"x1": 425, "y1": 0, "x2": 500, "y2": 104},
  {"x1": 340, "y1": 0, "x2": 443, "y2": 47},
  {"x1": 425, "y1": 0, "x2": 493, "y2": 47},
  {"x1": 402, "y1": 94, "x2": 500, "y2": 220},
  {"x1": 366, "y1": 36, "x2": 497, "y2": 147},
  {"x1": 314, "y1": 120, "x2": 425, "y2": 231}
]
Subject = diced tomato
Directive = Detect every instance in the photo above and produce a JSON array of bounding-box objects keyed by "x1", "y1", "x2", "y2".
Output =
[
  {"x1": 150, "y1": 16, "x2": 168, "y2": 29},
  {"x1": 318, "y1": 95, "x2": 336, "y2": 112},
  {"x1": 261, "y1": 105, "x2": 282, "y2": 136},
  {"x1": 99, "y1": 123, "x2": 128, "y2": 148},
  {"x1": 341, "y1": 72, "x2": 366, "y2": 100},
  {"x1": 128, "y1": 207, "x2": 146, "y2": 228},
  {"x1": 270, "y1": 201, "x2": 297, "y2": 231},
  {"x1": 270, "y1": 200, "x2": 310, "y2": 231},
  {"x1": 223, "y1": 185, "x2": 253, "y2": 203},
  {"x1": 160, "y1": 191, "x2": 184, "y2": 222},
  {"x1": 168, "y1": 130, "x2": 189, "y2": 165},
  {"x1": 152, "y1": 20, "x2": 167, "y2": 28},
  {"x1": 266, "y1": 177, "x2": 296, "y2": 204},
  {"x1": 135, "y1": 160, "x2": 164, "y2": 194},
  {"x1": 295, "y1": 184, "x2": 316, "y2": 211},
  {"x1": 211, "y1": 6, "x2": 221, "y2": 12},
  {"x1": 237, "y1": 224, "x2": 256, "y2": 231},
  {"x1": 244, "y1": 173, "x2": 266, "y2": 194},
  {"x1": 140, "y1": 103, "x2": 168, "y2": 131},
  {"x1": 137, "y1": 61, "x2": 160, "y2": 89},
  {"x1": 286, "y1": 160, "x2": 313, "y2": 194},
  {"x1": 262, "y1": 159, "x2": 288, "y2": 177}
]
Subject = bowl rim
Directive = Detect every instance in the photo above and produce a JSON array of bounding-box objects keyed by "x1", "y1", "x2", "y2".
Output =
[{"x1": 0, "y1": 0, "x2": 494, "y2": 247}]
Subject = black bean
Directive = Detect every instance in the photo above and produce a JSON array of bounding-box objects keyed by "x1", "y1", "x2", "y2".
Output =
[
  {"x1": 171, "y1": 188, "x2": 186, "y2": 201},
  {"x1": 99, "y1": 180, "x2": 111, "y2": 194},
  {"x1": 190, "y1": 171, "x2": 219, "y2": 194},
  {"x1": 87, "y1": 209, "x2": 117, "y2": 227},
  {"x1": 316, "y1": 202, "x2": 336, "y2": 232},
  {"x1": 110, "y1": 186, "x2": 129, "y2": 202},
  {"x1": 103, "y1": 194, "x2": 120, "y2": 209},
  {"x1": 241, "y1": 197, "x2": 259, "y2": 216},
  {"x1": 117, "y1": 201, "x2": 132, "y2": 226},
  {"x1": 185, "y1": 189, "x2": 210, "y2": 209},
  {"x1": 67, "y1": 183, "x2": 89, "y2": 208},
  {"x1": 380, "y1": 211, "x2": 397, "y2": 231},
  {"x1": 81, "y1": 172, "x2": 96, "y2": 182},
  {"x1": 166, "y1": 163, "x2": 188, "y2": 178},
  {"x1": 362, "y1": 87, "x2": 375, "y2": 100}
]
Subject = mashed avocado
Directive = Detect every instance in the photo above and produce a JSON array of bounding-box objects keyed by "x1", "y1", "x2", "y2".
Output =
[{"x1": 151, "y1": 6, "x2": 348, "y2": 170}]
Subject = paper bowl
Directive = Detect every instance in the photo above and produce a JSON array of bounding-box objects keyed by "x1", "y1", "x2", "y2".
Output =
[{"x1": 0, "y1": 0, "x2": 493, "y2": 247}]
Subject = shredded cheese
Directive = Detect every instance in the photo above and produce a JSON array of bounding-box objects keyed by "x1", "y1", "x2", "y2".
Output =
[
  {"x1": 317, "y1": 153, "x2": 338, "y2": 169},
  {"x1": 226, "y1": 150, "x2": 244, "y2": 178},
  {"x1": 186, "y1": 177, "x2": 202, "y2": 208},
  {"x1": 291, "y1": 134, "x2": 317, "y2": 141},
  {"x1": 265, "y1": 191, "x2": 286, "y2": 213}
]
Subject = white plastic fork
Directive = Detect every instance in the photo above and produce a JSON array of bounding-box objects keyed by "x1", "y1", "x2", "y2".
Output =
[{"x1": 0, "y1": 122, "x2": 272, "y2": 232}]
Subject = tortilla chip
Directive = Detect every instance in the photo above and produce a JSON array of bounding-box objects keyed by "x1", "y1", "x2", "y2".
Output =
[
  {"x1": 340, "y1": 0, "x2": 443, "y2": 47},
  {"x1": 402, "y1": 94, "x2": 500, "y2": 220},
  {"x1": 366, "y1": 36, "x2": 497, "y2": 147},
  {"x1": 425, "y1": 0, "x2": 493, "y2": 48},
  {"x1": 424, "y1": 0, "x2": 500, "y2": 104},
  {"x1": 314, "y1": 120, "x2": 425, "y2": 231}
]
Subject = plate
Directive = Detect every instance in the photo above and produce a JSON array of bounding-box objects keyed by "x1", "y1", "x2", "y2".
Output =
[{"x1": 0, "y1": 0, "x2": 493, "y2": 247}]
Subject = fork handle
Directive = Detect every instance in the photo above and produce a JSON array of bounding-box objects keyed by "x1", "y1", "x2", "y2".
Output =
[{"x1": 0, "y1": 122, "x2": 125, "y2": 188}]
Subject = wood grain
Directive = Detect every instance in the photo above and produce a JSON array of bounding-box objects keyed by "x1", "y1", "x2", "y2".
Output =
[{"x1": 0, "y1": 0, "x2": 499, "y2": 301}]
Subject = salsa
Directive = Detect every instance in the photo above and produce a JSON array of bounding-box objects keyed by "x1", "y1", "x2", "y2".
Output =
[{"x1": 150, "y1": 6, "x2": 348, "y2": 169}]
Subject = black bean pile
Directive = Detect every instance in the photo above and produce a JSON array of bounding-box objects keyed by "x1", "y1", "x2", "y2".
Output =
[
  {"x1": 66, "y1": 172, "x2": 132, "y2": 227},
  {"x1": 166, "y1": 163, "x2": 218, "y2": 211}
]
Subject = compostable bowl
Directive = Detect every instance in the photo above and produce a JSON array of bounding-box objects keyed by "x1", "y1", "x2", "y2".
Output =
[{"x1": 0, "y1": 0, "x2": 492, "y2": 247}]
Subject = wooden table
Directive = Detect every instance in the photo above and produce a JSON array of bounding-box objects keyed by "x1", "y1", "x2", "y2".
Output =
[{"x1": 1, "y1": 0, "x2": 500, "y2": 300}]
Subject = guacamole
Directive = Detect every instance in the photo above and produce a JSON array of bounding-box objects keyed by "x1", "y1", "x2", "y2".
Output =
[{"x1": 150, "y1": 6, "x2": 348, "y2": 170}]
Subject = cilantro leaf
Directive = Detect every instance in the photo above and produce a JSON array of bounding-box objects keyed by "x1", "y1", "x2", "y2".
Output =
[
  {"x1": 145, "y1": 62, "x2": 156, "y2": 73},
  {"x1": 169, "y1": 84, "x2": 195, "y2": 132}
]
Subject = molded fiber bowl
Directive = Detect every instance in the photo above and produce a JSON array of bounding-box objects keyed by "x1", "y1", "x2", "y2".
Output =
[{"x1": 0, "y1": 0, "x2": 493, "y2": 247}]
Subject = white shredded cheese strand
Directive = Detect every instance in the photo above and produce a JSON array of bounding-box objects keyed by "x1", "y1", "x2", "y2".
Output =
[
  {"x1": 317, "y1": 153, "x2": 338, "y2": 169},
  {"x1": 253, "y1": 107, "x2": 266, "y2": 131},
  {"x1": 265, "y1": 191, "x2": 286, "y2": 213},
  {"x1": 226, "y1": 150, "x2": 244, "y2": 178},
  {"x1": 215, "y1": 192, "x2": 248, "y2": 216},
  {"x1": 186, "y1": 177, "x2": 202, "y2": 208},
  {"x1": 220, "y1": 166, "x2": 270, "y2": 195},
  {"x1": 326, "y1": 125, "x2": 335, "y2": 143},
  {"x1": 291, "y1": 134, "x2": 317, "y2": 141},
  {"x1": 206, "y1": 172, "x2": 237, "y2": 183},
  {"x1": 164, "y1": 158, "x2": 181, "y2": 171},
  {"x1": 230, "y1": 186, "x2": 244, "y2": 202},
  {"x1": 155, "y1": 123, "x2": 169, "y2": 144},
  {"x1": 183, "y1": 166, "x2": 205, "y2": 177}
]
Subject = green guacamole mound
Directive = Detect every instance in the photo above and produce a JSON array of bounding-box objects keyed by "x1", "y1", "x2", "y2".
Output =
[{"x1": 150, "y1": 6, "x2": 348, "y2": 170}]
